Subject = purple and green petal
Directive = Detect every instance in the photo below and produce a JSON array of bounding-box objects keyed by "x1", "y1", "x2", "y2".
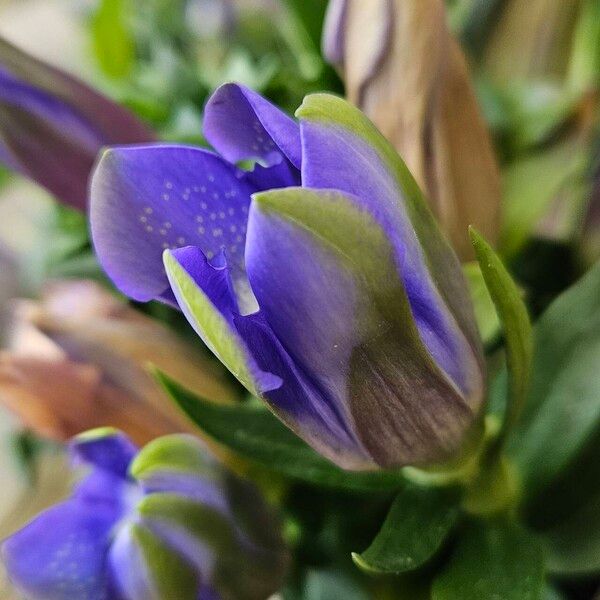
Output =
[
  {"x1": 109, "y1": 522, "x2": 201, "y2": 600},
  {"x1": 297, "y1": 94, "x2": 484, "y2": 404},
  {"x1": 131, "y1": 435, "x2": 227, "y2": 512},
  {"x1": 90, "y1": 145, "x2": 255, "y2": 305},
  {"x1": 2, "y1": 429, "x2": 286, "y2": 600},
  {"x1": 138, "y1": 493, "x2": 278, "y2": 600},
  {"x1": 203, "y1": 83, "x2": 302, "y2": 169},
  {"x1": 248, "y1": 187, "x2": 476, "y2": 467},
  {"x1": 2, "y1": 500, "x2": 116, "y2": 600},
  {"x1": 163, "y1": 248, "x2": 281, "y2": 397}
]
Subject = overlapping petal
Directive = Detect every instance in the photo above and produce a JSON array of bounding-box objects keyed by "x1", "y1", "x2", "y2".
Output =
[
  {"x1": 163, "y1": 244, "x2": 365, "y2": 467},
  {"x1": 89, "y1": 84, "x2": 486, "y2": 471},
  {"x1": 235, "y1": 312, "x2": 371, "y2": 468},
  {"x1": 90, "y1": 145, "x2": 255, "y2": 305},
  {"x1": 131, "y1": 434, "x2": 227, "y2": 512},
  {"x1": 109, "y1": 523, "x2": 201, "y2": 600},
  {"x1": 163, "y1": 247, "x2": 280, "y2": 397},
  {"x1": 296, "y1": 94, "x2": 483, "y2": 404},
  {"x1": 248, "y1": 187, "x2": 475, "y2": 467}
]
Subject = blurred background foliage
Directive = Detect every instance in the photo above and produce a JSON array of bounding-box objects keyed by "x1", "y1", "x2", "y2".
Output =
[{"x1": 0, "y1": 0, "x2": 598, "y2": 598}]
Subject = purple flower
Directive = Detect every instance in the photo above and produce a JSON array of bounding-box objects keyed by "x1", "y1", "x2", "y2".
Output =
[
  {"x1": 1, "y1": 429, "x2": 288, "y2": 600},
  {"x1": 0, "y1": 37, "x2": 154, "y2": 210},
  {"x1": 90, "y1": 83, "x2": 485, "y2": 470}
]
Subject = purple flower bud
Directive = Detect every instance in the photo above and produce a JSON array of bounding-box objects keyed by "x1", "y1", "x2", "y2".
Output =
[
  {"x1": 0, "y1": 37, "x2": 154, "y2": 210},
  {"x1": 1, "y1": 429, "x2": 288, "y2": 600},
  {"x1": 90, "y1": 84, "x2": 485, "y2": 470}
]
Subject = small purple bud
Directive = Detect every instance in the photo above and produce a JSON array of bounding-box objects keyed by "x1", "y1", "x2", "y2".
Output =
[{"x1": 0, "y1": 36, "x2": 155, "y2": 210}]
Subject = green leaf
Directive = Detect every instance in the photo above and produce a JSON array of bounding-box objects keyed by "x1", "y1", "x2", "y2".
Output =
[
  {"x1": 506, "y1": 262, "x2": 600, "y2": 502},
  {"x1": 431, "y1": 520, "x2": 545, "y2": 600},
  {"x1": 470, "y1": 228, "x2": 533, "y2": 446},
  {"x1": 91, "y1": 0, "x2": 135, "y2": 79},
  {"x1": 353, "y1": 485, "x2": 459, "y2": 574},
  {"x1": 542, "y1": 491, "x2": 600, "y2": 575},
  {"x1": 503, "y1": 84, "x2": 580, "y2": 153},
  {"x1": 281, "y1": 0, "x2": 328, "y2": 49},
  {"x1": 156, "y1": 371, "x2": 405, "y2": 492},
  {"x1": 463, "y1": 261, "x2": 501, "y2": 345}
]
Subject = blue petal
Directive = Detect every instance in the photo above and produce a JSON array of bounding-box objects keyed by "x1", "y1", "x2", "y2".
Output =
[
  {"x1": 234, "y1": 313, "x2": 371, "y2": 469},
  {"x1": 0, "y1": 38, "x2": 153, "y2": 210},
  {"x1": 241, "y1": 158, "x2": 301, "y2": 190},
  {"x1": 73, "y1": 470, "x2": 137, "y2": 514},
  {"x1": 90, "y1": 144, "x2": 255, "y2": 304},
  {"x1": 2, "y1": 500, "x2": 116, "y2": 600},
  {"x1": 199, "y1": 586, "x2": 220, "y2": 600},
  {"x1": 0, "y1": 66, "x2": 102, "y2": 153},
  {"x1": 70, "y1": 429, "x2": 137, "y2": 478},
  {"x1": 204, "y1": 83, "x2": 302, "y2": 169},
  {"x1": 170, "y1": 246, "x2": 239, "y2": 321}
]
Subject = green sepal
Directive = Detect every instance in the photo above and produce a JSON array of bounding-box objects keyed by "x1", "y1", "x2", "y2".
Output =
[
  {"x1": 156, "y1": 371, "x2": 406, "y2": 492},
  {"x1": 463, "y1": 261, "x2": 501, "y2": 345},
  {"x1": 431, "y1": 520, "x2": 545, "y2": 600},
  {"x1": 470, "y1": 227, "x2": 533, "y2": 447},
  {"x1": 352, "y1": 484, "x2": 460, "y2": 574}
]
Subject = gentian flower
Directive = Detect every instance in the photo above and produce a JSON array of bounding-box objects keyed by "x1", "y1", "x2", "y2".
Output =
[
  {"x1": 90, "y1": 83, "x2": 485, "y2": 470},
  {"x1": 0, "y1": 36, "x2": 154, "y2": 210},
  {"x1": 2, "y1": 428, "x2": 289, "y2": 599}
]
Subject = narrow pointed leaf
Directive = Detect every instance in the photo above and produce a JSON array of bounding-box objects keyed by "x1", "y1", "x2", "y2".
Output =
[
  {"x1": 156, "y1": 371, "x2": 406, "y2": 492},
  {"x1": 470, "y1": 227, "x2": 532, "y2": 446},
  {"x1": 352, "y1": 485, "x2": 459, "y2": 574}
]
